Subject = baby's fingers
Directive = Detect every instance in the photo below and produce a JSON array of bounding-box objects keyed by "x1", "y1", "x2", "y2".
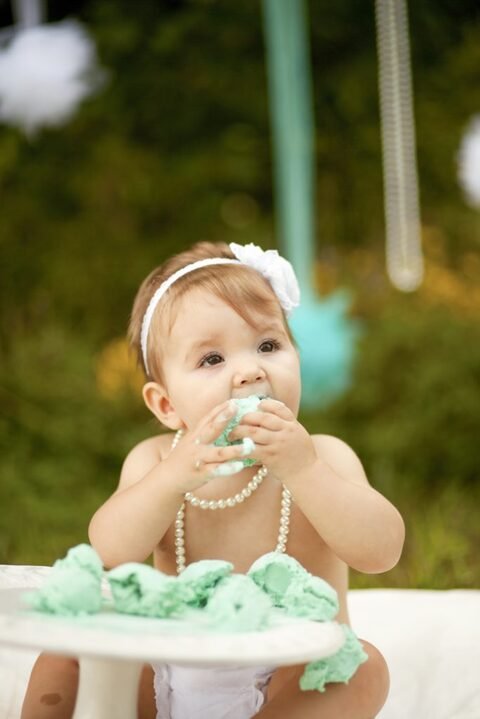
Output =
[
  {"x1": 259, "y1": 398, "x2": 293, "y2": 419},
  {"x1": 202, "y1": 438, "x2": 256, "y2": 465},
  {"x1": 197, "y1": 400, "x2": 238, "y2": 444},
  {"x1": 207, "y1": 438, "x2": 257, "y2": 477},
  {"x1": 192, "y1": 440, "x2": 256, "y2": 483}
]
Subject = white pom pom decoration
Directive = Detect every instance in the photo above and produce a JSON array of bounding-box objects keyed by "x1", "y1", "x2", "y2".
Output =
[
  {"x1": 0, "y1": 21, "x2": 104, "y2": 135},
  {"x1": 458, "y1": 115, "x2": 480, "y2": 209}
]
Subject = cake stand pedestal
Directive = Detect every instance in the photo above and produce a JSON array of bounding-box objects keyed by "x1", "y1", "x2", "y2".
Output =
[
  {"x1": 74, "y1": 657, "x2": 142, "y2": 719},
  {"x1": 0, "y1": 587, "x2": 345, "y2": 719}
]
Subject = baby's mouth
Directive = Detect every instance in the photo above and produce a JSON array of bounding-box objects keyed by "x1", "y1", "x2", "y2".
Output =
[{"x1": 231, "y1": 392, "x2": 270, "y2": 401}]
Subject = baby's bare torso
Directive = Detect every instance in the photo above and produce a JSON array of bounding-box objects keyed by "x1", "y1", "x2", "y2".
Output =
[{"x1": 151, "y1": 433, "x2": 350, "y2": 624}]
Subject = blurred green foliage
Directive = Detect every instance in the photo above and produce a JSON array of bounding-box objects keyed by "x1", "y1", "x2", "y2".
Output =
[
  {"x1": 0, "y1": 0, "x2": 479, "y2": 589},
  {"x1": 304, "y1": 294, "x2": 480, "y2": 590},
  {"x1": 319, "y1": 302, "x2": 480, "y2": 492}
]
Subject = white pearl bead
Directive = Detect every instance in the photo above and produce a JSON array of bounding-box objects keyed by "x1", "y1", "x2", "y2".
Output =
[
  {"x1": 218, "y1": 500, "x2": 226, "y2": 509},
  {"x1": 184, "y1": 466, "x2": 264, "y2": 507},
  {"x1": 234, "y1": 494, "x2": 244, "y2": 503},
  {"x1": 208, "y1": 501, "x2": 218, "y2": 510},
  {"x1": 226, "y1": 498, "x2": 236, "y2": 507},
  {"x1": 200, "y1": 500, "x2": 209, "y2": 509}
]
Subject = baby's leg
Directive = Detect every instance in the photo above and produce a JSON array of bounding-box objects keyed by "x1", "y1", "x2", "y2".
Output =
[
  {"x1": 21, "y1": 654, "x2": 78, "y2": 719},
  {"x1": 21, "y1": 654, "x2": 157, "y2": 719},
  {"x1": 257, "y1": 641, "x2": 389, "y2": 719},
  {"x1": 137, "y1": 663, "x2": 158, "y2": 719}
]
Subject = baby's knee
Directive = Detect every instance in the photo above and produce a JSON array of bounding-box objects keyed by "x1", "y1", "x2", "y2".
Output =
[{"x1": 355, "y1": 640, "x2": 390, "y2": 717}]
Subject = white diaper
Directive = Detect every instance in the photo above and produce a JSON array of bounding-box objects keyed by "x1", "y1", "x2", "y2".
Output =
[{"x1": 153, "y1": 663, "x2": 276, "y2": 719}]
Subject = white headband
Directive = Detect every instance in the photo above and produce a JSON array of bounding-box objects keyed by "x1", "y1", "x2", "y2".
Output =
[{"x1": 140, "y1": 242, "x2": 300, "y2": 375}]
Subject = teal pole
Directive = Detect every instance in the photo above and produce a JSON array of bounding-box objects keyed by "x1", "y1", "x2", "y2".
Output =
[
  {"x1": 261, "y1": 0, "x2": 359, "y2": 408},
  {"x1": 262, "y1": 0, "x2": 316, "y2": 304}
]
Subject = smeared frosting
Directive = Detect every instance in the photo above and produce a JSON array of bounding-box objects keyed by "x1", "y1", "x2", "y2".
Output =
[
  {"x1": 214, "y1": 395, "x2": 266, "y2": 467},
  {"x1": 300, "y1": 624, "x2": 368, "y2": 692}
]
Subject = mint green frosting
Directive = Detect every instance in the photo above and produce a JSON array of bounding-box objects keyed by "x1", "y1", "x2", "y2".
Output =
[
  {"x1": 108, "y1": 562, "x2": 181, "y2": 618},
  {"x1": 214, "y1": 395, "x2": 266, "y2": 467},
  {"x1": 26, "y1": 543, "x2": 103, "y2": 616},
  {"x1": 27, "y1": 546, "x2": 365, "y2": 693},
  {"x1": 206, "y1": 574, "x2": 273, "y2": 632},
  {"x1": 300, "y1": 624, "x2": 368, "y2": 692},
  {"x1": 61, "y1": 542, "x2": 103, "y2": 579},
  {"x1": 177, "y1": 559, "x2": 234, "y2": 607},
  {"x1": 248, "y1": 552, "x2": 339, "y2": 621}
]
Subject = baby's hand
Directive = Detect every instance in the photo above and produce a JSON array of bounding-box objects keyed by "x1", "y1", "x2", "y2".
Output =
[
  {"x1": 228, "y1": 398, "x2": 317, "y2": 482},
  {"x1": 167, "y1": 401, "x2": 257, "y2": 493}
]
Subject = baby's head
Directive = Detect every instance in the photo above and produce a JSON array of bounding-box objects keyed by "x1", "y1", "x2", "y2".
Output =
[{"x1": 128, "y1": 241, "x2": 299, "y2": 385}]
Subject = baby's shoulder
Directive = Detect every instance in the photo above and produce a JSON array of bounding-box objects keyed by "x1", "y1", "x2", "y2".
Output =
[
  {"x1": 312, "y1": 433, "x2": 369, "y2": 486},
  {"x1": 117, "y1": 433, "x2": 174, "y2": 491}
]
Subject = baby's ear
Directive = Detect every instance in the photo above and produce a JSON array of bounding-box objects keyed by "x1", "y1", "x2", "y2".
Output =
[{"x1": 142, "y1": 382, "x2": 183, "y2": 430}]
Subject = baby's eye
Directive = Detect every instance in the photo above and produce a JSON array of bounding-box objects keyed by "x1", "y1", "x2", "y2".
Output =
[
  {"x1": 258, "y1": 339, "x2": 280, "y2": 353},
  {"x1": 199, "y1": 352, "x2": 224, "y2": 368}
]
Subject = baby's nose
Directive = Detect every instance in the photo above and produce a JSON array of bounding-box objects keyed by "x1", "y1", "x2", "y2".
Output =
[{"x1": 234, "y1": 365, "x2": 266, "y2": 386}]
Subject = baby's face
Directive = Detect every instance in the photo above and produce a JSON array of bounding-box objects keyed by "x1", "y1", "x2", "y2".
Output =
[{"x1": 159, "y1": 289, "x2": 301, "y2": 431}]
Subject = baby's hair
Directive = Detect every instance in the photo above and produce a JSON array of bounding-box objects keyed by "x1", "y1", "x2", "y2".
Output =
[{"x1": 128, "y1": 241, "x2": 295, "y2": 383}]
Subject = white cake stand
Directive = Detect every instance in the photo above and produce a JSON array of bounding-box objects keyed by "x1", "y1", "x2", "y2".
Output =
[{"x1": 0, "y1": 588, "x2": 345, "y2": 719}]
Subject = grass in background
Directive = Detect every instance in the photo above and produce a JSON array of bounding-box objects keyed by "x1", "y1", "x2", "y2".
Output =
[{"x1": 351, "y1": 483, "x2": 479, "y2": 590}]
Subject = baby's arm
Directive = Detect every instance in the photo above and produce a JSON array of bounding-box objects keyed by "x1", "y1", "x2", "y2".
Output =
[
  {"x1": 230, "y1": 399, "x2": 405, "y2": 574},
  {"x1": 300, "y1": 433, "x2": 405, "y2": 573},
  {"x1": 88, "y1": 401, "x2": 251, "y2": 568},
  {"x1": 88, "y1": 437, "x2": 181, "y2": 567}
]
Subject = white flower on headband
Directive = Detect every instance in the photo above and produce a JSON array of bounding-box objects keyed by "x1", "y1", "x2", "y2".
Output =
[{"x1": 229, "y1": 242, "x2": 300, "y2": 315}]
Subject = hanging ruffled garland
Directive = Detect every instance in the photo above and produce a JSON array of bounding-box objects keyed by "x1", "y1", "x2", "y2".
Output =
[
  {"x1": 0, "y1": 0, "x2": 105, "y2": 136},
  {"x1": 375, "y1": 0, "x2": 424, "y2": 292},
  {"x1": 458, "y1": 115, "x2": 480, "y2": 209}
]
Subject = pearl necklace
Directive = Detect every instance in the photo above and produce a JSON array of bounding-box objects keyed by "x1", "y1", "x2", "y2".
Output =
[{"x1": 171, "y1": 429, "x2": 292, "y2": 574}]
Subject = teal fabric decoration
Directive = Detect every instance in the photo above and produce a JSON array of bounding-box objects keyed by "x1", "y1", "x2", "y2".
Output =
[
  {"x1": 290, "y1": 294, "x2": 361, "y2": 410},
  {"x1": 263, "y1": 0, "x2": 359, "y2": 409}
]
